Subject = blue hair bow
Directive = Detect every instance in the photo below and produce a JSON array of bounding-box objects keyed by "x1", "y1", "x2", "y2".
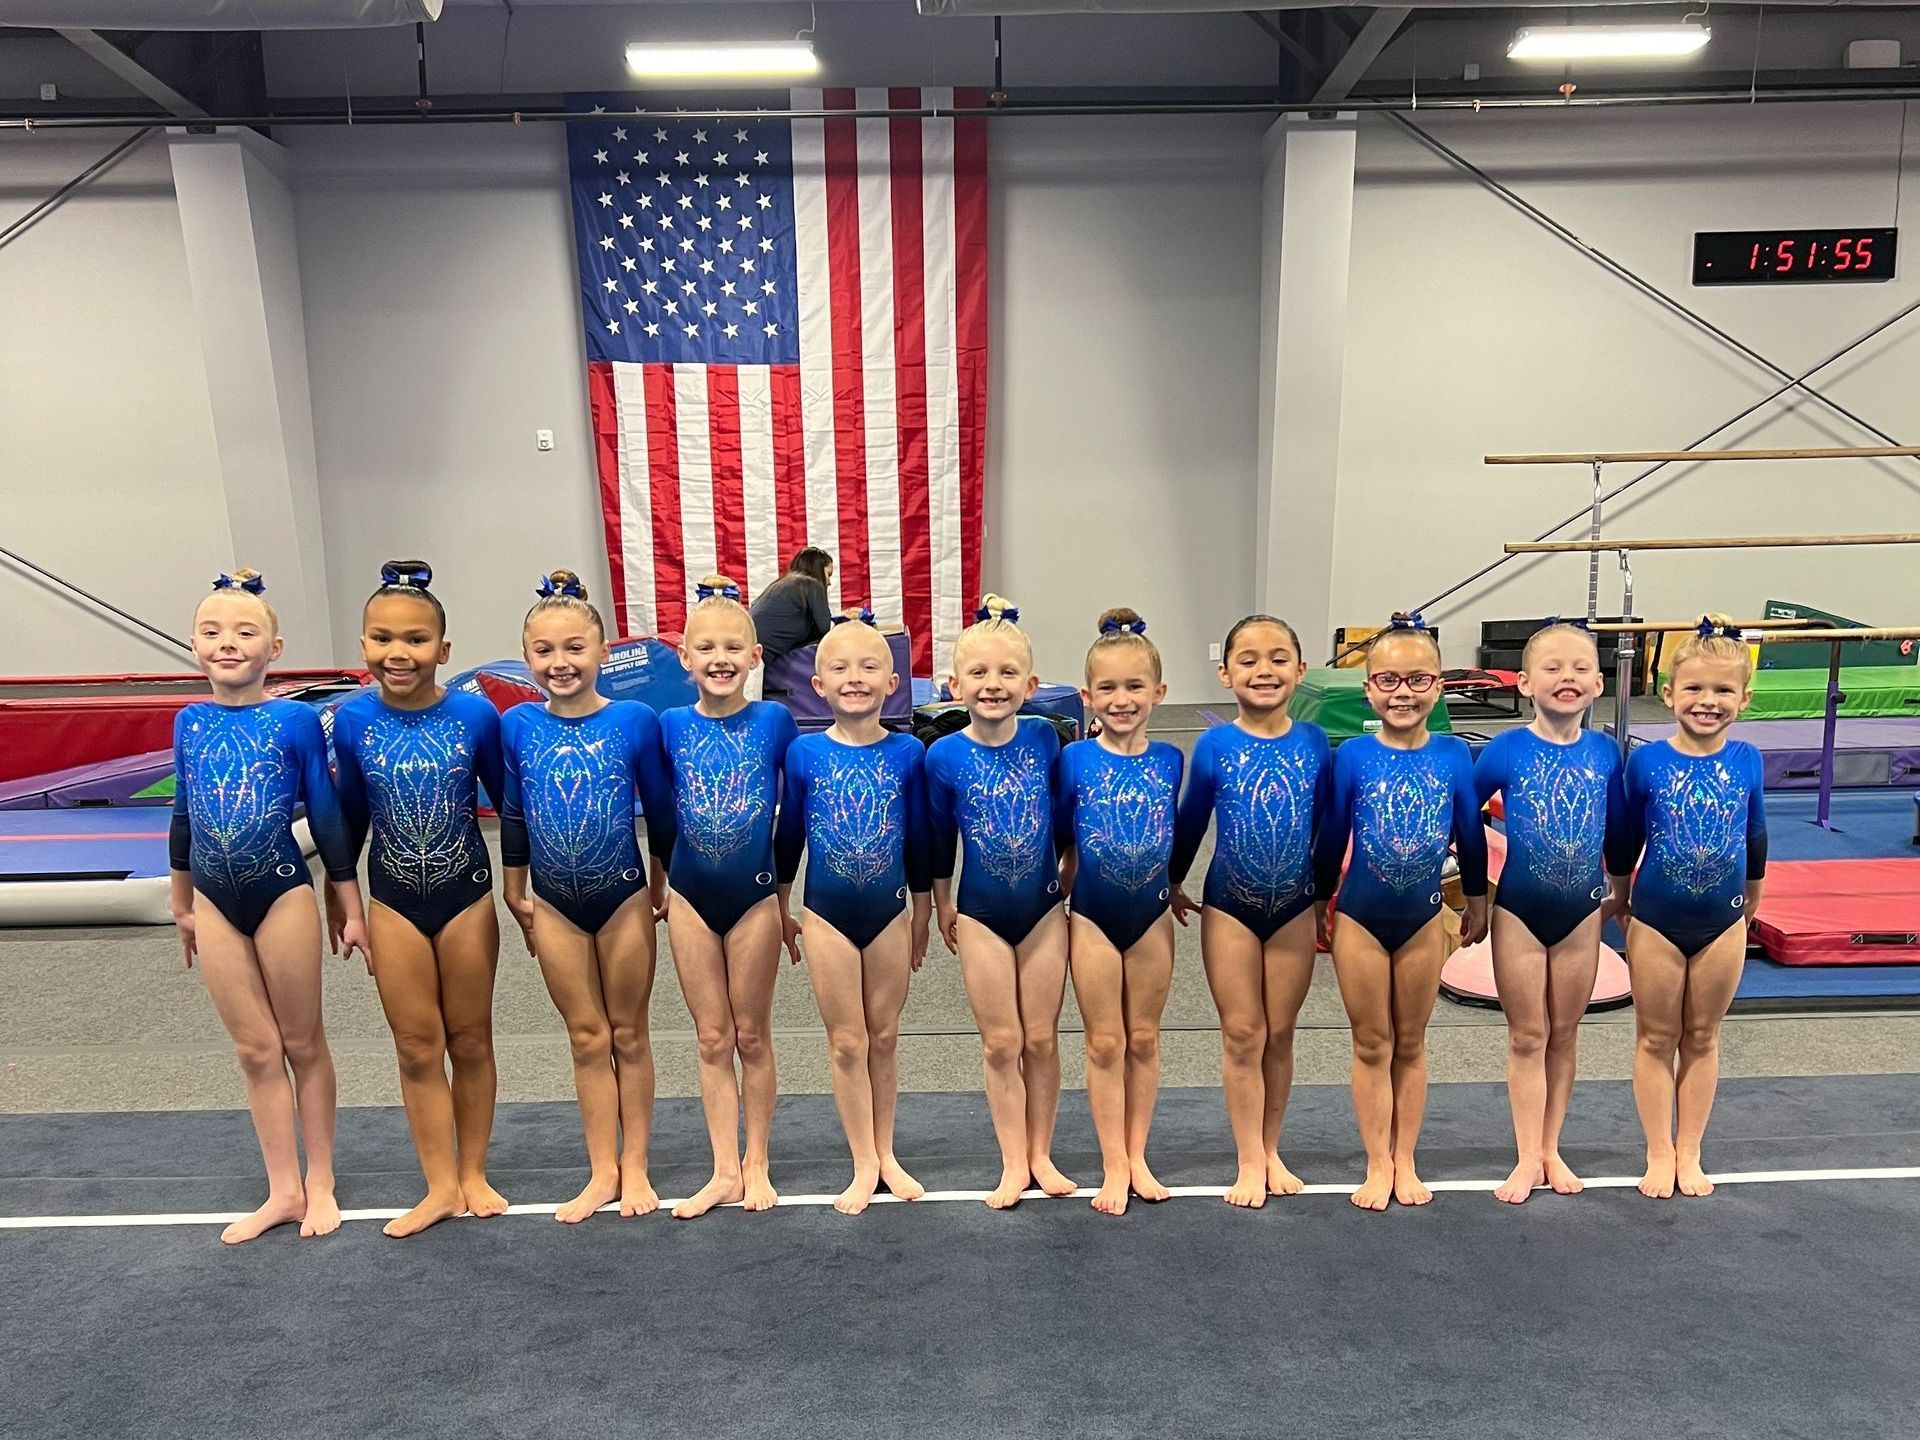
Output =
[
  {"x1": 695, "y1": 582, "x2": 742, "y2": 602},
  {"x1": 1100, "y1": 615, "x2": 1147, "y2": 636},
  {"x1": 1696, "y1": 617, "x2": 1745, "y2": 639},
  {"x1": 1543, "y1": 615, "x2": 1593, "y2": 631},
  {"x1": 381, "y1": 562, "x2": 434, "y2": 590},
  {"x1": 975, "y1": 604, "x2": 1020, "y2": 624},
  {"x1": 536, "y1": 573, "x2": 586, "y2": 599},
  {"x1": 1387, "y1": 611, "x2": 1426, "y2": 631},
  {"x1": 212, "y1": 572, "x2": 266, "y2": 595},
  {"x1": 833, "y1": 606, "x2": 877, "y2": 627}
]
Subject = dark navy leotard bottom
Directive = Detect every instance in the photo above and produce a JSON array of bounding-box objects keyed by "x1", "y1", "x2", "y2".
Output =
[
  {"x1": 1632, "y1": 912, "x2": 1746, "y2": 960},
  {"x1": 1493, "y1": 891, "x2": 1604, "y2": 951},
  {"x1": 1203, "y1": 889, "x2": 1316, "y2": 946},
  {"x1": 1336, "y1": 899, "x2": 1443, "y2": 956},
  {"x1": 675, "y1": 875, "x2": 776, "y2": 939},
  {"x1": 371, "y1": 871, "x2": 495, "y2": 940},
  {"x1": 538, "y1": 871, "x2": 648, "y2": 936},
  {"x1": 964, "y1": 892, "x2": 1063, "y2": 949},
  {"x1": 193, "y1": 865, "x2": 311, "y2": 939},
  {"x1": 1070, "y1": 894, "x2": 1171, "y2": 955},
  {"x1": 806, "y1": 890, "x2": 910, "y2": 951}
]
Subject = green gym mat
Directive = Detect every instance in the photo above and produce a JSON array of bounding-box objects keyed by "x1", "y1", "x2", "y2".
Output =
[
  {"x1": 1655, "y1": 665, "x2": 1920, "y2": 721},
  {"x1": 1289, "y1": 668, "x2": 1455, "y2": 744},
  {"x1": 1761, "y1": 599, "x2": 1919, "y2": 670}
]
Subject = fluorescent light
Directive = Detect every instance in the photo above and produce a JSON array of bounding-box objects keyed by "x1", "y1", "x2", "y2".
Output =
[
  {"x1": 1509, "y1": 24, "x2": 1711, "y2": 60},
  {"x1": 624, "y1": 40, "x2": 819, "y2": 79}
]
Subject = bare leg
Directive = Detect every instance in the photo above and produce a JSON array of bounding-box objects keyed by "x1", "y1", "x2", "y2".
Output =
[
  {"x1": 1386, "y1": 917, "x2": 1447, "y2": 1207},
  {"x1": 724, "y1": 897, "x2": 785, "y2": 1212},
  {"x1": 669, "y1": 892, "x2": 745, "y2": 1219},
  {"x1": 367, "y1": 902, "x2": 464, "y2": 1237},
  {"x1": 192, "y1": 892, "x2": 309, "y2": 1244},
  {"x1": 436, "y1": 897, "x2": 506, "y2": 1216},
  {"x1": 1260, "y1": 909, "x2": 1317, "y2": 1196},
  {"x1": 956, "y1": 915, "x2": 1032, "y2": 1207},
  {"x1": 1675, "y1": 923, "x2": 1748, "y2": 1197},
  {"x1": 806, "y1": 911, "x2": 882, "y2": 1214},
  {"x1": 1331, "y1": 916, "x2": 1395, "y2": 1211},
  {"x1": 1627, "y1": 922, "x2": 1687, "y2": 1199},
  {"x1": 1016, "y1": 907, "x2": 1074, "y2": 1196},
  {"x1": 1121, "y1": 915, "x2": 1175, "y2": 1202},
  {"x1": 1201, "y1": 908, "x2": 1271, "y2": 1208},
  {"x1": 597, "y1": 892, "x2": 661, "y2": 1216},
  {"x1": 1069, "y1": 914, "x2": 1130, "y2": 1216},
  {"x1": 859, "y1": 914, "x2": 921, "y2": 1200},
  {"x1": 1489, "y1": 908, "x2": 1549, "y2": 1205},
  {"x1": 532, "y1": 901, "x2": 621, "y2": 1223},
  {"x1": 249, "y1": 889, "x2": 340, "y2": 1238},
  {"x1": 1541, "y1": 911, "x2": 1602, "y2": 1195}
]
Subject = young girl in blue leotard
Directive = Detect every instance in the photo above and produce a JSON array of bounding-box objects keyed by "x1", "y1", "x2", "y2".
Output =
[
  {"x1": 774, "y1": 616, "x2": 932, "y2": 1215},
  {"x1": 1170, "y1": 614, "x2": 1332, "y2": 1208},
  {"x1": 169, "y1": 570, "x2": 369, "y2": 1244},
  {"x1": 1473, "y1": 622, "x2": 1626, "y2": 1205},
  {"x1": 500, "y1": 570, "x2": 677, "y2": 1224},
  {"x1": 1316, "y1": 619, "x2": 1488, "y2": 1211},
  {"x1": 331, "y1": 561, "x2": 509, "y2": 1237},
  {"x1": 1607, "y1": 616, "x2": 1767, "y2": 1200},
  {"x1": 1057, "y1": 608, "x2": 1184, "y2": 1216},
  {"x1": 928, "y1": 594, "x2": 1077, "y2": 1209},
  {"x1": 661, "y1": 574, "x2": 799, "y2": 1220}
]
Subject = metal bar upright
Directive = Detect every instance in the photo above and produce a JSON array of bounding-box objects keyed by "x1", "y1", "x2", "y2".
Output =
[
  {"x1": 1613, "y1": 550, "x2": 1635, "y2": 759},
  {"x1": 1817, "y1": 640, "x2": 1845, "y2": 831}
]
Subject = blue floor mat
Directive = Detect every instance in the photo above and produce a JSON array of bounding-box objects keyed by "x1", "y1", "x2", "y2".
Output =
[{"x1": 1762, "y1": 789, "x2": 1918, "y2": 861}]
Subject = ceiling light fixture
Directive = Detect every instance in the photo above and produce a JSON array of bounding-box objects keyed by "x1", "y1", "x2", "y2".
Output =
[
  {"x1": 1508, "y1": 23, "x2": 1711, "y2": 61},
  {"x1": 624, "y1": 40, "x2": 820, "y2": 80}
]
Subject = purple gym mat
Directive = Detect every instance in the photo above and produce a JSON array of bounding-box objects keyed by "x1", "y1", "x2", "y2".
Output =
[
  {"x1": 1629, "y1": 717, "x2": 1920, "y2": 790},
  {"x1": 0, "y1": 749, "x2": 173, "y2": 811}
]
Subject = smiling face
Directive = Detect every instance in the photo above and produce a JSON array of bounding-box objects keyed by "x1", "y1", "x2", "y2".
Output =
[
  {"x1": 950, "y1": 630, "x2": 1038, "y2": 722},
  {"x1": 1220, "y1": 620, "x2": 1305, "y2": 717},
  {"x1": 812, "y1": 622, "x2": 897, "y2": 722},
  {"x1": 1519, "y1": 628, "x2": 1603, "y2": 721},
  {"x1": 193, "y1": 591, "x2": 283, "y2": 693},
  {"x1": 1083, "y1": 645, "x2": 1165, "y2": 744},
  {"x1": 361, "y1": 592, "x2": 449, "y2": 704},
  {"x1": 1663, "y1": 655, "x2": 1752, "y2": 742},
  {"x1": 1365, "y1": 631, "x2": 1442, "y2": 736},
  {"x1": 523, "y1": 608, "x2": 607, "y2": 701},
  {"x1": 680, "y1": 605, "x2": 761, "y2": 702}
]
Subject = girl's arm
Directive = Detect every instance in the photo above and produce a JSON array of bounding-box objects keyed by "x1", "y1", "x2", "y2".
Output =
[
  {"x1": 773, "y1": 744, "x2": 808, "y2": 965},
  {"x1": 1449, "y1": 743, "x2": 1490, "y2": 946},
  {"x1": 630, "y1": 707, "x2": 677, "y2": 920},
  {"x1": 1051, "y1": 745, "x2": 1078, "y2": 896},
  {"x1": 1310, "y1": 729, "x2": 1336, "y2": 941},
  {"x1": 904, "y1": 748, "x2": 934, "y2": 969},
  {"x1": 1601, "y1": 747, "x2": 1633, "y2": 921},
  {"x1": 296, "y1": 709, "x2": 369, "y2": 966},
  {"x1": 1168, "y1": 735, "x2": 1214, "y2": 920},
  {"x1": 1310, "y1": 743, "x2": 1354, "y2": 906},
  {"x1": 473, "y1": 703, "x2": 507, "y2": 822},
  {"x1": 169, "y1": 714, "x2": 196, "y2": 968},
  {"x1": 1605, "y1": 749, "x2": 1647, "y2": 881},
  {"x1": 1471, "y1": 731, "x2": 1506, "y2": 808},
  {"x1": 1744, "y1": 745, "x2": 1769, "y2": 912},
  {"x1": 926, "y1": 747, "x2": 961, "y2": 952},
  {"x1": 328, "y1": 715, "x2": 370, "y2": 961},
  {"x1": 497, "y1": 714, "x2": 537, "y2": 952}
]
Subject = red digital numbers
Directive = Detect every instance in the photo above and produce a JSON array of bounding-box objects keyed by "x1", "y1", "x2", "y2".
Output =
[{"x1": 1858, "y1": 236, "x2": 1875, "y2": 271}]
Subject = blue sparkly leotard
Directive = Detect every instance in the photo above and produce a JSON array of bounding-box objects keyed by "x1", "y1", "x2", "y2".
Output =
[
  {"x1": 658, "y1": 701, "x2": 798, "y2": 937},
  {"x1": 1170, "y1": 721, "x2": 1331, "y2": 943},
  {"x1": 332, "y1": 689, "x2": 505, "y2": 939},
  {"x1": 926, "y1": 715, "x2": 1064, "y2": 948},
  {"x1": 1054, "y1": 738, "x2": 1183, "y2": 954},
  {"x1": 1473, "y1": 727, "x2": 1627, "y2": 949},
  {"x1": 1315, "y1": 733, "x2": 1489, "y2": 954},
  {"x1": 168, "y1": 699, "x2": 359, "y2": 937},
  {"x1": 1609, "y1": 738, "x2": 1767, "y2": 958},
  {"x1": 774, "y1": 731, "x2": 932, "y2": 950},
  {"x1": 498, "y1": 700, "x2": 676, "y2": 936}
]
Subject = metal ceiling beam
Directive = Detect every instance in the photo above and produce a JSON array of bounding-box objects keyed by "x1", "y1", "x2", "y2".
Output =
[
  {"x1": 56, "y1": 28, "x2": 209, "y2": 120},
  {"x1": 1312, "y1": 7, "x2": 1409, "y2": 104}
]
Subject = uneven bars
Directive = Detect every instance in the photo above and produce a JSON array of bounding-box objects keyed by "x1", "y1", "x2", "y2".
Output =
[
  {"x1": 1750, "y1": 627, "x2": 1920, "y2": 644},
  {"x1": 1504, "y1": 533, "x2": 1920, "y2": 554},
  {"x1": 1583, "y1": 618, "x2": 1822, "y2": 633},
  {"x1": 1486, "y1": 445, "x2": 1920, "y2": 465}
]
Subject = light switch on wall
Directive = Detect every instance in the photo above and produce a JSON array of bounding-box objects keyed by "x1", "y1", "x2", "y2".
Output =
[{"x1": 535, "y1": 430, "x2": 555, "y2": 452}]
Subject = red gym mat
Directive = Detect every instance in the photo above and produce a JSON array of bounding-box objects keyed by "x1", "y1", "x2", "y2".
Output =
[{"x1": 1750, "y1": 859, "x2": 1920, "y2": 965}]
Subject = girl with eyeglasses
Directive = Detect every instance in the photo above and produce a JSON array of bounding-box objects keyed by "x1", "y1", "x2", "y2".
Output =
[{"x1": 1314, "y1": 618, "x2": 1488, "y2": 1211}]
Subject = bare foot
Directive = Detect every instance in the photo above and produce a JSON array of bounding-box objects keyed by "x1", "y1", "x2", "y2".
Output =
[
  {"x1": 1639, "y1": 1154, "x2": 1676, "y2": 1199},
  {"x1": 1351, "y1": 1163, "x2": 1393, "y2": 1212},
  {"x1": 1092, "y1": 1169, "x2": 1129, "y2": 1216},
  {"x1": 1267, "y1": 1156, "x2": 1305, "y2": 1197},
  {"x1": 555, "y1": 1171, "x2": 619, "y2": 1224},
  {"x1": 221, "y1": 1192, "x2": 305, "y2": 1246},
  {"x1": 383, "y1": 1188, "x2": 467, "y2": 1239},
  {"x1": 1544, "y1": 1154, "x2": 1584, "y2": 1195},
  {"x1": 1495, "y1": 1159, "x2": 1544, "y2": 1206},
  {"x1": 1129, "y1": 1158, "x2": 1171, "y2": 1202},
  {"x1": 1030, "y1": 1158, "x2": 1077, "y2": 1198},
  {"x1": 742, "y1": 1162, "x2": 778, "y2": 1213},
  {"x1": 462, "y1": 1176, "x2": 510, "y2": 1218},
  {"x1": 985, "y1": 1166, "x2": 1028, "y2": 1209},
  {"x1": 1224, "y1": 1163, "x2": 1268, "y2": 1209},
  {"x1": 879, "y1": 1156, "x2": 924, "y2": 1201},
  {"x1": 619, "y1": 1159, "x2": 660, "y2": 1218},
  {"x1": 672, "y1": 1171, "x2": 744, "y2": 1220},
  {"x1": 835, "y1": 1169, "x2": 879, "y2": 1216},
  {"x1": 299, "y1": 1187, "x2": 342, "y2": 1238},
  {"x1": 1392, "y1": 1159, "x2": 1432, "y2": 1207},
  {"x1": 1676, "y1": 1154, "x2": 1715, "y2": 1197}
]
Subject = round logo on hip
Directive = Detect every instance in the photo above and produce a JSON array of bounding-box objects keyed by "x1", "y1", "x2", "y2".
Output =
[
  {"x1": 1047, "y1": 880, "x2": 1061, "y2": 895},
  {"x1": 621, "y1": 867, "x2": 642, "y2": 883},
  {"x1": 1158, "y1": 887, "x2": 1170, "y2": 902},
  {"x1": 1428, "y1": 891, "x2": 1443, "y2": 906},
  {"x1": 1589, "y1": 884, "x2": 1607, "y2": 901},
  {"x1": 1732, "y1": 895, "x2": 1745, "y2": 911},
  {"x1": 275, "y1": 863, "x2": 299, "y2": 878},
  {"x1": 895, "y1": 886, "x2": 908, "y2": 900},
  {"x1": 756, "y1": 871, "x2": 773, "y2": 887},
  {"x1": 473, "y1": 868, "x2": 492, "y2": 885}
]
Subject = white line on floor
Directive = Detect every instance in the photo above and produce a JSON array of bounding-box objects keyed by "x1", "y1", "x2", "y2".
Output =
[{"x1": 2, "y1": 1165, "x2": 1918, "y2": 1230}]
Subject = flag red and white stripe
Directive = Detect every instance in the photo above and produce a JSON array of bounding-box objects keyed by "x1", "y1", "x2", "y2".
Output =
[{"x1": 584, "y1": 87, "x2": 987, "y2": 678}]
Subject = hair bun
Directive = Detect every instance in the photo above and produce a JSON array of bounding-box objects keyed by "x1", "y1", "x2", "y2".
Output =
[
  {"x1": 1097, "y1": 607, "x2": 1146, "y2": 637},
  {"x1": 695, "y1": 572, "x2": 743, "y2": 602},
  {"x1": 212, "y1": 569, "x2": 267, "y2": 596},
  {"x1": 536, "y1": 569, "x2": 588, "y2": 600},
  {"x1": 974, "y1": 593, "x2": 1020, "y2": 624},
  {"x1": 380, "y1": 559, "x2": 434, "y2": 590}
]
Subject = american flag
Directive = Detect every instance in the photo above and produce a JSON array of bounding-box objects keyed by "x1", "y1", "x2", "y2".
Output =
[{"x1": 566, "y1": 87, "x2": 987, "y2": 678}]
